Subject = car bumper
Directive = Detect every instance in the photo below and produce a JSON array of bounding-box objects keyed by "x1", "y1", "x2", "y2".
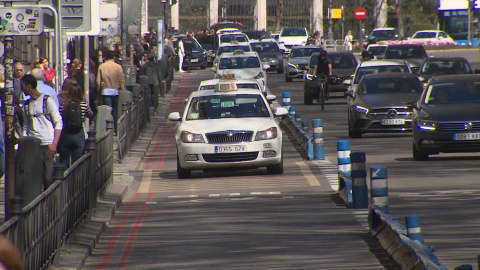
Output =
[
  {"x1": 351, "y1": 114, "x2": 413, "y2": 133},
  {"x1": 177, "y1": 139, "x2": 282, "y2": 170},
  {"x1": 183, "y1": 56, "x2": 207, "y2": 67},
  {"x1": 414, "y1": 128, "x2": 480, "y2": 154},
  {"x1": 286, "y1": 66, "x2": 307, "y2": 79}
]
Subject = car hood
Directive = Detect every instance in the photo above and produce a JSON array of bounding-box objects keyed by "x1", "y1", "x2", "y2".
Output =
[
  {"x1": 279, "y1": 36, "x2": 307, "y2": 45},
  {"x1": 405, "y1": 59, "x2": 424, "y2": 68},
  {"x1": 420, "y1": 103, "x2": 480, "y2": 121},
  {"x1": 180, "y1": 118, "x2": 276, "y2": 133},
  {"x1": 287, "y1": 57, "x2": 311, "y2": 65},
  {"x1": 356, "y1": 93, "x2": 421, "y2": 108},
  {"x1": 332, "y1": 67, "x2": 356, "y2": 77},
  {"x1": 258, "y1": 52, "x2": 282, "y2": 59},
  {"x1": 217, "y1": 68, "x2": 262, "y2": 78}
]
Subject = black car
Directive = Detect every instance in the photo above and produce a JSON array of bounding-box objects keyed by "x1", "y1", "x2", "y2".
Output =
[
  {"x1": 196, "y1": 34, "x2": 216, "y2": 67},
  {"x1": 345, "y1": 73, "x2": 423, "y2": 138},
  {"x1": 250, "y1": 41, "x2": 284, "y2": 73},
  {"x1": 409, "y1": 74, "x2": 480, "y2": 160},
  {"x1": 303, "y1": 51, "x2": 358, "y2": 104},
  {"x1": 417, "y1": 57, "x2": 473, "y2": 86},
  {"x1": 383, "y1": 44, "x2": 428, "y2": 73}
]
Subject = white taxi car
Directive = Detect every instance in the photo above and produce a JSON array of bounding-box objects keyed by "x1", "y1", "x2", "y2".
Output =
[
  {"x1": 211, "y1": 50, "x2": 269, "y2": 92},
  {"x1": 168, "y1": 82, "x2": 288, "y2": 178},
  {"x1": 198, "y1": 77, "x2": 265, "y2": 95}
]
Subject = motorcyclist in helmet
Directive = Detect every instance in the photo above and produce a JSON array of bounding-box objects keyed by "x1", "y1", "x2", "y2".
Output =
[{"x1": 313, "y1": 50, "x2": 332, "y2": 101}]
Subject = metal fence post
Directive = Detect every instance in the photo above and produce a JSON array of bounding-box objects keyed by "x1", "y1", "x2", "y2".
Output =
[
  {"x1": 123, "y1": 102, "x2": 131, "y2": 153},
  {"x1": 337, "y1": 140, "x2": 351, "y2": 175},
  {"x1": 312, "y1": 119, "x2": 325, "y2": 160},
  {"x1": 295, "y1": 112, "x2": 301, "y2": 123},
  {"x1": 10, "y1": 196, "x2": 24, "y2": 259},
  {"x1": 288, "y1": 106, "x2": 295, "y2": 123},
  {"x1": 301, "y1": 120, "x2": 309, "y2": 132},
  {"x1": 406, "y1": 214, "x2": 424, "y2": 243},
  {"x1": 15, "y1": 137, "x2": 43, "y2": 206},
  {"x1": 86, "y1": 132, "x2": 97, "y2": 216},
  {"x1": 282, "y1": 92, "x2": 290, "y2": 110},
  {"x1": 370, "y1": 166, "x2": 388, "y2": 213},
  {"x1": 52, "y1": 164, "x2": 66, "y2": 264},
  {"x1": 351, "y1": 152, "x2": 368, "y2": 208},
  {"x1": 106, "y1": 120, "x2": 114, "y2": 182}
]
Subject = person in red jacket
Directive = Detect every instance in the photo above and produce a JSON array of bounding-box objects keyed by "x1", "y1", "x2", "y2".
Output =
[{"x1": 40, "y1": 57, "x2": 56, "y2": 86}]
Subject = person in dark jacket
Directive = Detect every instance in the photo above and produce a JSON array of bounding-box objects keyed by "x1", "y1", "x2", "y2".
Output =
[
  {"x1": 183, "y1": 34, "x2": 194, "y2": 73},
  {"x1": 141, "y1": 53, "x2": 163, "y2": 104}
]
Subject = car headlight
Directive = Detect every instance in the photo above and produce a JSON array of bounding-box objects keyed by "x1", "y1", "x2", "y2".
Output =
[
  {"x1": 417, "y1": 120, "x2": 436, "y2": 131},
  {"x1": 180, "y1": 131, "x2": 205, "y2": 143},
  {"x1": 355, "y1": 105, "x2": 369, "y2": 114},
  {"x1": 254, "y1": 72, "x2": 264, "y2": 79},
  {"x1": 305, "y1": 73, "x2": 314, "y2": 81},
  {"x1": 255, "y1": 127, "x2": 278, "y2": 140},
  {"x1": 287, "y1": 63, "x2": 297, "y2": 69}
]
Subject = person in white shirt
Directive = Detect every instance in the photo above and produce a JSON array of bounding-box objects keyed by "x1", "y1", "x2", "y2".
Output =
[
  {"x1": 21, "y1": 74, "x2": 63, "y2": 189},
  {"x1": 344, "y1": 30, "x2": 353, "y2": 51},
  {"x1": 177, "y1": 36, "x2": 185, "y2": 73}
]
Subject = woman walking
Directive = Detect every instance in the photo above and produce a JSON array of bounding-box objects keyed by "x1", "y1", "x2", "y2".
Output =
[{"x1": 58, "y1": 82, "x2": 93, "y2": 169}]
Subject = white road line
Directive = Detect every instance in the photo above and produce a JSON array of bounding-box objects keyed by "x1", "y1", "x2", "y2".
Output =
[
  {"x1": 295, "y1": 161, "x2": 321, "y2": 186},
  {"x1": 250, "y1": 191, "x2": 281, "y2": 195},
  {"x1": 209, "y1": 193, "x2": 241, "y2": 197},
  {"x1": 168, "y1": 195, "x2": 199, "y2": 199}
]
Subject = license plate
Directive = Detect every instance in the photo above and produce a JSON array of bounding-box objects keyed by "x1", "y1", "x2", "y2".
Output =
[
  {"x1": 215, "y1": 145, "x2": 246, "y2": 153},
  {"x1": 191, "y1": 59, "x2": 199, "y2": 63},
  {"x1": 453, "y1": 133, "x2": 480, "y2": 140},
  {"x1": 329, "y1": 92, "x2": 345, "y2": 97},
  {"x1": 381, "y1": 119, "x2": 405, "y2": 125}
]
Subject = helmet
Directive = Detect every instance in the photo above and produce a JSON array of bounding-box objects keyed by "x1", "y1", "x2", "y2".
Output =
[
  {"x1": 320, "y1": 50, "x2": 327, "y2": 57},
  {"x1": 361, "y1": 51, "x2": 370, "y2": 58}
]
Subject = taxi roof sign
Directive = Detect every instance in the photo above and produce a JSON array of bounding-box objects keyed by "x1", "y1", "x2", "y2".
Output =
[
  {"x1": 215, "y1": 82, "x2": 238, "y2": 92},
  {"x1": 233, "y1": 49, "x2": 245, "y2": 55},
  {"x1": 221, "y1": 74, "x2": 236, "y2": 80}
]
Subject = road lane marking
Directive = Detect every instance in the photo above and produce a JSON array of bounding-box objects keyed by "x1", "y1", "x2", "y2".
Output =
[
  {"x1": 295, "y1": 161, "x2": 321, "y2": 186},
  {"x1": 137, "y1": 170, "x2": 152, "y2": 193}
]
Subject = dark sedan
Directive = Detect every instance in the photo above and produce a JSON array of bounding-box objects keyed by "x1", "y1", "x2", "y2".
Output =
[
  {"x1": 383, "y1": 44, "x2": 428, "y2": 73},
  {"x1": 409, "y1": 74, "x2": 480, "y2": 160},
  {"x1": 173, "y1": 35, "x2": 208, "y2": 70},
  {"x1": 285, "y1": 45, "x2": 323, "y2": 82},
  {"x1": 303, "y1": 51, "x2": 357, "y2": 104},
  {"x1": 345, "y1": 73, "x2": 423, "y2": 138},
  {"x1": 250, "y1": 41, "x2": 284, "y2": 73},
  {"x1": 417, "y1": 57, "x2": 473, "y2": 87}
]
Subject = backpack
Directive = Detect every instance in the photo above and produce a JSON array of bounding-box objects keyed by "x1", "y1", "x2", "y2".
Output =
[
  {"x1": 24, "y1": 95, "x2": 54, "y2": 135},
  {"x1": 63, "y1": 101, "x2": 83, "y2": 134}
]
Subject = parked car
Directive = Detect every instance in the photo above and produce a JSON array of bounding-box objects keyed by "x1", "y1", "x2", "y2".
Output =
[
  {"x1": 368, "y1": 28, "x2": 401, "y2": 42},
  {"x1": 409, "y1": 30, "x2": 454, "y2": 43},
  {"x1": 212, "y1": 42, "x2": 252, "y2": 68},
  {"x1": 382, "y1": 44, "x2": 428, "y2": 73},
  {"x1": 409, "y1": 74, "x2": 480, "y2": 160},
  {"x1": 303, "y1": 51, "x2": 358, "y2": 104},
  {"x1": 173, "y1": 35, "x2": 208, "y2": 70},
  {"x1": 285, "y1": 45, "x2": 323, "y2": 82},
  {"x1": 243, "y1": 30, "x2": 276, "y2": 42},
  {"x1": 250, "y1": 41, "x2": 284, "y2": 73},
  {"x1": 196, "y1": 34, "x2": 216, "y2": 67},
  {"x1": 417, "y1": 57, "x2": 473, "y2": 86},
  {"x1": 278, "y1": 27, "x2": 309, "y2": 54},
  {"x1": 345, "y1": 73, "x2": 423, "y2": 138}
]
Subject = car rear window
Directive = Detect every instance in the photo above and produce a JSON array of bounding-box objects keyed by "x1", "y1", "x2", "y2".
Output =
[
  {"x1": 384, "y1": 46, "x2": 427, "y2": 59},
  {"x1": 425, "y1": 82, "x2": 480, "y2": 104},
  {"x1": 219, "y1": 57, "x2": 260, "y2": 69},
  {"x1": 217, "y1": 45, "x2": 251, "y2": 55},
  {"x1": 354, "y1": 65, "x2": 409, "y2": 84},
  {"x1": 358, "y1": 76, "x2": 422, "y2": 95},
  {"x1": 290, "y1": 48, "x2": 322, "y2": 58},
  {"x1": 330, "y1": 54, "x2": 357, "y2": 69},
  {"x1": 281, "y1": 28, "x2": 307, "y2": 37}
]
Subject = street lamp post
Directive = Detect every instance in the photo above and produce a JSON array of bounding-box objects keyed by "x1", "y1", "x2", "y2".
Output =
[
  {"x1": 161, "y1": 0, "x2": 167, "y2": 32},
  {"x1": 327, "y1": 0, "x2": 333, "y2": 42}
]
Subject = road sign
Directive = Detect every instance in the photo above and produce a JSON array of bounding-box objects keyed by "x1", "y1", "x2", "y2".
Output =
[
  {"x1": 354, "y1": 7, "x2": 366, "y2": 20},
  {"x1": 60, "y1": 0, "x2": 91, "y2": 30},
  {"x1": 331, "y1": 8, "x2": 342, "y2": 19},
  {"x1": 0, "y1": 7, "x2": 43, "y2": 36}
]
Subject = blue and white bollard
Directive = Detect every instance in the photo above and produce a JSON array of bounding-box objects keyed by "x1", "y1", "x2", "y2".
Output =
[
  {"x1": 312, "y1": 119, "x2": 325, "y2": 160},
  {"x1": 282, "y1": 92, "x2": 291, "y2": 110},
  {"x1": 337, "y1": 140, "x2": 351, "y2": 175},
  {"x1": 406, "y1": 214, "x2": 424, "y2": 243},
  {"x1": 370, "y1": 166, "x2": 388, "y2": 213},
  {"x1": 351, "y1": 152, "x2": 368, "y2": 208},
  {"x1": 288, "y1": 106, "x2": 295, "y2": 123},
  {"x1": 302, "y1": 120, "x2": 309, "y2": 132},
  {"x1": 295, "y1": 112, "x2": 301, "y2": 123}
]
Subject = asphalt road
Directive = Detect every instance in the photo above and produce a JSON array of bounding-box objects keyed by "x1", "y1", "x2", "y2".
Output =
[
  {"x1": 82, "y1": 70, "x2": 397, "y2": 269},
  {"x1": 268, "y1": 63, "x2": 480, "y2": 269}
]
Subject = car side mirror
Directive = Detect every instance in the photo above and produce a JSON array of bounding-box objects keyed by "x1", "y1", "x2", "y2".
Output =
[
  {"x1": 345, "y1": 90, "x2": 354, "y2": 97},
  {"x1": 263, "y1": 64, "x2": 270, "y2": 70},
  {"x1": 343, "y1": 79, "x2": 351, "y2": 86},
  {"x1": 168, "y1": 112, "x2": 181, "y2": 121},
  {"x1": 406, "y1": 101, "x2": 419, "y2": 110},
  {"x1": 210, "y1": 67, "x2": 216, "y2": 72}
]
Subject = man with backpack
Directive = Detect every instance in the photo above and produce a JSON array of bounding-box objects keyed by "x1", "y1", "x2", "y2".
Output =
[
  {"x1": 20, "y1": 74, "x2": 63, "y2": 189},
  {"x1": 183, "y1": 34, "x2": 194, "y2": 73}
]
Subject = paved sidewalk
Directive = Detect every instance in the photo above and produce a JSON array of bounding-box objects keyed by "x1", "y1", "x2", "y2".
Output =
[{"x1": 50, "y1": 74, "x2": 182, "y2": 270}]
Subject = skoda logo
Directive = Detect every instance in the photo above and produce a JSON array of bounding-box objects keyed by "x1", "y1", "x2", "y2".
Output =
[
  {"x1": 464, "y1": 122, "x2": 473, "y2": 130},
  {"x1": 387, "y1": 109, "x2": 398, "y2": 118},
  {"x1": 226, "y1": 131, "x2": 234, "y2": 137}
]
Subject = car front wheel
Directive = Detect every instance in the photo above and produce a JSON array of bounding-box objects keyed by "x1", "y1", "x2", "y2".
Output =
[
  {"x1": 348, "y1": 114, "x2": 362, "y2": 138},
  {"x1": 412, "y1": 142, "x2": 429, "y2": 161},
  {"x1": 304, "y1": 88, "x2": 314, "y2": 105},
  {"x1": 177, "y1": 154, "x2": 191, "y2": 178},
  {"x1": 267, "y1": 154, "x2": 284, "y2": 174}
]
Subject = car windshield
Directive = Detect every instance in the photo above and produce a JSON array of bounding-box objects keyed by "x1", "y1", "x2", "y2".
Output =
[
  {"x1": 424, "y1": 82, "x2": 480, "y2": 104},
  {"x1": 243, "y1": 31, "x2": 272, "y2": 40},
  {"x1": 367, "y1": 46, "x2": 387, "y2": 56},
  {"x1": 354, "y1": 65, "x2": 409, "y2": 84},
  {"x1": 370, "y1": 30, "x2": 397, "y2": 41},
  {"x1": 357, "y1": 77, "x2": 422, "y2": 95},
  {"x1": 199, "y1": 83, "x2": 260, "y2": 91},
  {"x1": 217, "y1": 45, "x2": 251, "y2": 55},
  {"x1": 219, "y1": 56, "x2": 260, "y2": 69},
  {"x1": 220, "y1": 34, "x2": 248, "y2": 43},
  {"x1": 412, "y1": 32, "x2": 436, "y2": 39},
  {"x1": 384, "y1": 46, "x2": 427, "y2": 59},
  {"x1": 330, "y1": 54, "x2": 357, "y2": 69},
  {"x1": 251, "y1": 42, "x2": 280, "y2": 53},
  {"x1": 281, "y1": 28, "x2": 307, "y2": 37},
  {"x1": 420, "y1": 60, "x2": 471, "y2": 75},
  {"x1": 290, "y1": 48, "x2": 321, "y2": 58},
  {"x1": 186, "y1": 94, "x2": 270, "y2": 120}
]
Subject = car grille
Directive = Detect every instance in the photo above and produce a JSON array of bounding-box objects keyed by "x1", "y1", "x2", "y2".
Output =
[
  {"x1": 284, "y1": 45, "x2": 293, "y2": 49},
  {"x1": 206, "y1": 131, "x2": 253, "y2": 143},
  {"x1": 298, "y1": 64, "x2": 308, "y2": 70},
  {"x1": 202, "y1": 152, "x2": 259, "y2": 162},
  {"x1": 436, "y1": 121, "x2": 480, "y2": 131},
  {"x1": 369, "y1": 108, "x2": 412, "y2": 120}
]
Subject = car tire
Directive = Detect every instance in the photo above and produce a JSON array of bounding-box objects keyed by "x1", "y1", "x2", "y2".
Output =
[
  {"x1": 285, "y1": 75, "x2": 292, "y2": 82},
  {"x1": 267, "y1": 154, "x2": 284, "y2": 174},
  {"x1": 304, "y1": 89, "x2": 313, "y2": 105},
  {"x1": 277, "y1": 65, "x2": 284, "y2": 74},
  {"x1": 348, "y1": 115, "x2": 362, "y2": 138},
  {"x1": 177, "y1": 154, "x2": 191, "y2": 178},
  {"x1": 412, "y1": 142, "x2": 429, "y2": 161}
]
